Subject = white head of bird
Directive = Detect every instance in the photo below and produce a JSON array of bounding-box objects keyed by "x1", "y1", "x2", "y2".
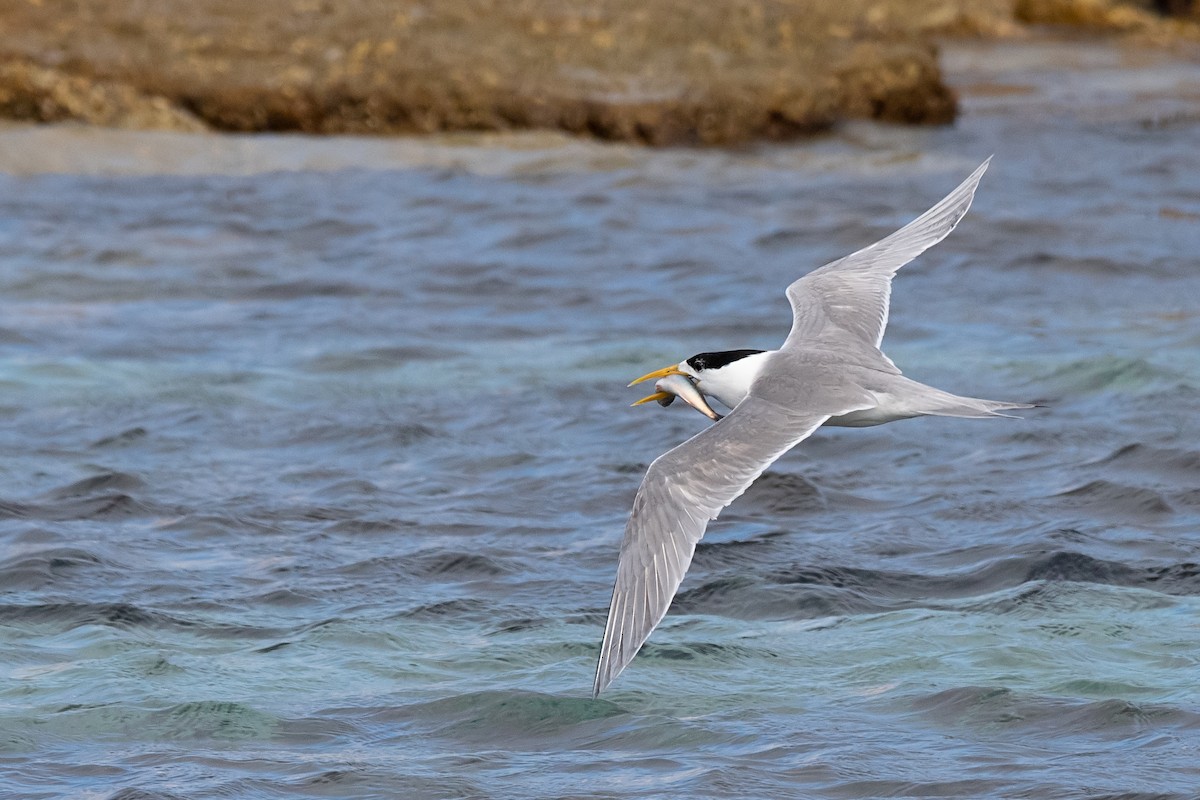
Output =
[{"x1": 629, "y1": 349, "x2": 771, "y2": 417}]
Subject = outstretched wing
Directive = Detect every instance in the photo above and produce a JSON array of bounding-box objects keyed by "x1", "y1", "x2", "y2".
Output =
[
  {"x1": 594, "y1": 384, "x2": 867, "y2": 696},
  {"x1": 784, "y1": 158, "x2": 990, "y2": 351}
]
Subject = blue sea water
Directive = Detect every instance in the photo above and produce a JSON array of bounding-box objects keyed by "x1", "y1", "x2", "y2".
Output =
[{"x1": 0, "y1": 41, "x2": 1199, "y2": 799}]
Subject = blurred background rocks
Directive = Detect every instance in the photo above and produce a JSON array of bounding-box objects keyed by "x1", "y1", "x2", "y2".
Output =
[{"x1": 0, "y1": 0, "x2": 1196, "y2": 144}]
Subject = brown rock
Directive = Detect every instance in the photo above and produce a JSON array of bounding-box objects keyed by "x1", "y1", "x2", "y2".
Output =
[
  {"x1": 0, "y1": 0, "x2": 962, "y2": 144},
  {"x1": 1015, "y1": 0, "x2": 1156, "y2": 30},
  {"x1": 1015, "y1": 0, "x2": 1200, "y2": 35},
  {"x1": 0, "y1": 0, "x2": 1194, "y2": 144},
  {"x1": 0, "y1": 58, "x2": 206, "y2": 131},
  {"x1": 834, "y1": 42, "x2": 957, "y2": 124}
]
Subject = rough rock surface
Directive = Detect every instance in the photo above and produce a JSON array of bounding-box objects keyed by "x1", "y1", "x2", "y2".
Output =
[
  {"x1": 0, "y1": 0, "x2": 1194, "y2": 143},
  {"x1": 0, "y1": 60, "x2": 206, "y2": 131}
]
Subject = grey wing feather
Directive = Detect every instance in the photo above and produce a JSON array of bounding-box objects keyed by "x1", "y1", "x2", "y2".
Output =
[
  {"x1": 784, "y1": 158, "x2": 991, "y2": 351},
  {"x1": 593, "y1": 388, "x2": 866, "y2": 696}
]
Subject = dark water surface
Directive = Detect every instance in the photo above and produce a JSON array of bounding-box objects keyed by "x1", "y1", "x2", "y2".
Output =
[{"x1": 1, "y1": 42, "x2": 1199, "y2": 799}]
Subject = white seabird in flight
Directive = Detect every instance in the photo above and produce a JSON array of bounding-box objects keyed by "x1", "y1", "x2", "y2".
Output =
[{"x1": 594, "y1": 158, "x2": 1031, "y2": 696}]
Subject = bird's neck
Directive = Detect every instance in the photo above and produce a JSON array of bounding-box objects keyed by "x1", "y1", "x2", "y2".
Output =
[{"x1": 692, "y1": 350, "x2": 775, "y2": 410}]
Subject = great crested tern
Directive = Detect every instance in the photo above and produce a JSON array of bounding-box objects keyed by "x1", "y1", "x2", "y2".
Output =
[{"x1": 594, "y1": 158, "x2": 1030, "y2": 696}]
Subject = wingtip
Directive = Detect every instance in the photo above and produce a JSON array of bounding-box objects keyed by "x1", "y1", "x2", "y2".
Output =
[
  {"x1": 949, "y1": 156, "x2": 992, "y2": 218},
  {"x1": 593, "y1": 630, "x2": 618, "y2": 697}
]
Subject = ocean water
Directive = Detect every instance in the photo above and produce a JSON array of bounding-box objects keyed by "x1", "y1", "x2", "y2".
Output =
[{"x1": 1, "y1": 41, "x2": 1199, "y2": 799}]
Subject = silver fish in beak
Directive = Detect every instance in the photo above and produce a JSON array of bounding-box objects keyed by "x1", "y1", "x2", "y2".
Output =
[{"x1": 631, "y1": 372, "x2": 723, "y2": 421}]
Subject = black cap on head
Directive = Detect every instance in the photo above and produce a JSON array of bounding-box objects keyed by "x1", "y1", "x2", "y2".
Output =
[{"x1": 686, "y1": 349, "x2": 765, "y2": 372}]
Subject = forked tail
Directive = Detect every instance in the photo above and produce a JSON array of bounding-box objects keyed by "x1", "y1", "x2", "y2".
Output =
[{"x1": 900, "y1": 378, "x2": 1034, "y2": 420}]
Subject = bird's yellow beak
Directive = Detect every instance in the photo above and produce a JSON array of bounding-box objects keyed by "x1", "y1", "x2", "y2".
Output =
[
  {"x1": 631, "y1": 391, "x2": 673, "y2": 407},
  {"x1": 629, "y1": 370, "x2": 723, "y2": 421},
  {"x1": 627, "y1": 365, "x2": 688, "y2": 388}
]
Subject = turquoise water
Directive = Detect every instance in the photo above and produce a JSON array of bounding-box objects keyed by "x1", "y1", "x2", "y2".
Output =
[{"x1": 1, "y1": 41, "x2": 1199, "y2": 799}]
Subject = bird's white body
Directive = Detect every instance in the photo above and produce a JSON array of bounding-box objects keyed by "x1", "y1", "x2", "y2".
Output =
[
  {"x1": 595, "y1": 158, "x2": 1033, "y2": 696},
  {"x1": 682, "y1": 350, "x2": 1005, "y2": 428}
]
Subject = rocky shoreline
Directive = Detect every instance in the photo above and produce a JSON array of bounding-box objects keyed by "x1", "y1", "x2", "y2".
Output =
[{"x1": 0, "y1": 0, "x2": 1196, "y2": 145}]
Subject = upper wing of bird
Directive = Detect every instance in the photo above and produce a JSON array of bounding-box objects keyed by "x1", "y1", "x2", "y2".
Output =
[
  {"x1": 783, "y1": 158, "x2": 990, "y2": 352},
  {"x1": 593, "y1": 385, "x2": 871, "y2": 696}
]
